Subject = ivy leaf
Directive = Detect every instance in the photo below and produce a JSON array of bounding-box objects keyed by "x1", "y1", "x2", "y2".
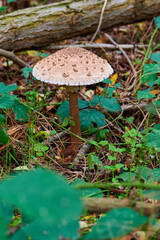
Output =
[
  {"x1": 0, "y1": 129, "x2": 10, "y2": 144},
  {"x1": 137, "y1": 89, "x2": 155, "y2": 99},
  {"x1": 0, "y1": 114, "x2": 5, "y2": 127},
  {"x1": 154, "y1": 16, "x2": 160, "y2": 29},
  {"x1": 80, "y1": 109, "x2": 106, "y2": 132},
  {"x1": 84, "y1": 208, "x2": 148, "y2": 239},
  {"x1": 0, "y1": 169, "x2": 83, "y2": 226},
  {"x1": 145, "y1": 129, "x2": 160, "y2": 150},
  {"x1": 71, "y1": 179, "x2": 103, "y2": 198},
  {"x1": 149, "y1": 52, "x2": 160, "y2": 63},
  {"x1": 0, "y1": 94, "x2": 18, "y2": 109},
  {"x1": 12, "y1": 101, "x2": 28, "y2": 121},
  {"x1": 0, "y1": 82, "x2": 18, "y2": 94},
  {"x1": 116, "y1": 172, "x2": 136, "y2": 182},
  {"x1": 100, "y1": 97, "x2": 121, "y2": 112},
  {"x1": 22, "y1": 67, "x2": 33, "y2": 80},
  {"x1": 56, "y1": 101, "x2": 69, "y2": 121},
  {"x1": 90, "y1": 95, "x2": 121, "y2": 112}
]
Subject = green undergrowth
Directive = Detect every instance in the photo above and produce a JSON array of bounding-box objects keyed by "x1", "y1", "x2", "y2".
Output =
[{"x1": 1, "y1": 168, "x2": 160, "y2": 240}]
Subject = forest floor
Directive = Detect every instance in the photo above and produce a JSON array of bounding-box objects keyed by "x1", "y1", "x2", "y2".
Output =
[{"x1": 0, "y1": 2, "x2": 160, "y2": 239}]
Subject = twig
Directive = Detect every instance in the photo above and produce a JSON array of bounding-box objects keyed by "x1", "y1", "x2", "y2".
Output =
[
  {"x1": 0, "y1": 48, "x2": 30, "y2": 68},
  {"x1": 45, "y1": 43, "x2": 149, "y2": 51},
  {"x1": 74, "y1": 135, "x2": 96, "y2": 163},
  {"x1": 83, "y1": 197, "x2": 160, "y2": 216},
  {"x1": 104, "y1": 33, "x2": 137, "y2": 91},
  {"x1": 90, "y1": 0, "x2": 108, "y2": 43}
]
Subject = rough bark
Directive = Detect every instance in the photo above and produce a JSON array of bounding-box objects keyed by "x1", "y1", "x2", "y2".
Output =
[{"x1": 0, "y1": 0, "x2": 160, "y2": 51}]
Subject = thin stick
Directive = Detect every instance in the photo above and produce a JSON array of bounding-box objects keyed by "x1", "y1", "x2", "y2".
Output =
[
  {"x1": 45, "y1": 43, "x2": 150, "y2": 51},
  {"x1": 104, "y1": 33, "x2": 137, "y2": 91},
  {"x1": 90, "y1": 0, "x2": 108, "y2": 43},
  {"x1": 0, "y1": 48, "x2": 30, "y2": 68}
]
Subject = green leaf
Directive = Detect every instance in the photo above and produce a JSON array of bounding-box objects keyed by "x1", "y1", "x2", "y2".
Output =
[
  {"x1": 84, "y1": 208, "x2": 148, "y2": 239},
  {"x1": 149, "y1": 52, "x2": 160, "y2": 63},
  {"x1": 0, "y1": 128, "x2": 10, "y2": 144},
  {"x1": 0, "y1": 114, "x2": 5, "y2": 127},
  {"x1": 0, "y1": 169, "x2": 83, "y2": 224},
  {"x1": 145, "y1": 129, "x2": 160, "y2": 149},
  {"x1": 22, "y1": 67, "x2": 33, "y2": 80},
  {"x1": 154, "y1": 16, "x2": 160, "y2": 29},
  {"x1": 0, "y1": 83, "x2": 18, "y2": 94},
  {"x1": 80, "y1": 109, "x2": 106, "y2": 132},
  {"x1": 103, "y1": 78, "x2": 112, "y2": 83},
  {"x1": 0, "y1": 94, "x2": 18, "y2": 109},
  {"x1": 149, "y1": 168, "x2": 160, "y2": 182},
  {"x1": 56, "y1": 101, "x2": 69, "y2": 121},
  {"x1": 22, "y1": 218, "x2": 79, "y2": 240},
  {"x1": 87, "y1": 153, "x2": 104, "y2": 170},
  {"x1": 116, "y1": 172, "x2": 136, "y2": 182},
  {"x1": 78, "y1": 99, "x2": 89, "y2": 109},
  {"x1": 12, "y1": 101, "x2": 28, "y2": 121},
  {"x1": 90, "y1": 95, "x2": 121, "y2": 112},
  {"x1": 100, "y1": 97, "x2": 121, "y2": 112},
  {"x1": 71, "y1": 179, "x2": 103, "y2": 198},
  {"x1": 135, "y1": 166, "x2": 152, "y2": 182},
  {"x1": 7, "y1": 0, "x2": 17, "y2": 3},
  {"x1": 0, "y1": 200, "x2": 13, "y2": 240},
  {"x1": 137, "y1": 89, "x2": 155, "y2": 99},
  {"x1": 36, "y1": 53, "x2": 50, "y2": 58}
]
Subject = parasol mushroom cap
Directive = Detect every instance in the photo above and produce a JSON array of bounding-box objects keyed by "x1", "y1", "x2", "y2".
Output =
[{"x1": 32, "y1": 47, "x2": 113, "y2": 86}]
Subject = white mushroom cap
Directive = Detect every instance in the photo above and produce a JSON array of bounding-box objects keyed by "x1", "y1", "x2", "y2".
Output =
[{"x1": 32, "y1": 47, "x2": 113, "y2": 86}]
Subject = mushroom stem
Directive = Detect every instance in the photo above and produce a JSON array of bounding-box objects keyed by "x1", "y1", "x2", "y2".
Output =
[{"x1": 68, "y1": 90, "x2": 82, "y2": 150}]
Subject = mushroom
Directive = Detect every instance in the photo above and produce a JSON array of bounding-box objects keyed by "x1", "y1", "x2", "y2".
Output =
[{"x1": 32, "y1": 47, "x2": 113, "y2": 150}]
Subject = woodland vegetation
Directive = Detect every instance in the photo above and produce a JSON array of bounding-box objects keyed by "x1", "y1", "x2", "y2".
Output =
[{"x1": 0, "y1": 0, "x2": 160, "y2": 239}]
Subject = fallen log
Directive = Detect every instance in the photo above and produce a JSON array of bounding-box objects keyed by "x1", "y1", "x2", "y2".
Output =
[{"x1": 0, "y1": 0, "x2": 160, "y2": 51}]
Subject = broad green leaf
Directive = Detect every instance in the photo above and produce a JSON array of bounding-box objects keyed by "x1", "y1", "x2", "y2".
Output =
[
  {"x1": 12, "y1": 101, "x2": 28, "y2": 121},
  {"x1": 145, "y1": 129, "x2": 160, "y2": 149},
  {"x1": 23, "y1": 218, "x2": 79, "y2": 240},
  {"x1": 78, "y1": 99, "x2": 89, "y2": 109},
  {"x1": 154, "y1": 16, "x2": 160, "y2": 29},
  {"x1": 0, "y1": 94, "x2": 18, "y2": 109},
  {"x1": 153, "y1": 124, "x2": 160, "y2": 130},
  {"x1": 36, "y1": 52, "x2": 50, "y2": 58},
  {"x1": 0, "y1": 215, "x2": 7, "y2": 240},
  {"x1": 22, "y1": 67, "x2": 33, "y2": 80},
  {"x1": 116, "y1": 172, "x2": 136, "y2": 182},
  {"x1": 87, "y1": 153, "x2": 104, "y2": 170},
  {"x1": 0, "y1": 169, "x2": 83, "y2": 224},
  {"x1": 103, "y1": 78, "x2": 112, "y2": 83},
  {"x1": 80, "y1": 109, "x2": 106, "y2": 132},
  {"x1": 0, "y1": 83, "x2": 18, "y2": 94},
  {"x1": 90, "y1": 95, "x2": 121, "y2": 112},
  {"x1": 137, "y1": 89, "x2": 155, "y2": 99},
  {"x1": 149, "y1": 168, "x2": 160, "y2": 182},
  {"x1": 7, "y1": 0, "x2": 17, "y2": 3},
  {"x1": 0, "y1": 200, "x2": 13, "y2": 240},
  {"x1": 135, "y1": 166, "x2": 152, "y2": 182},
  {"x1": 56, "y1": 101, "x2": 69, "y2": 121},
  {"x1": 0, "y1": 129, "x2": 10, "y2": 144},
  {"x1": 0, "y1": 114, "x2": 5, "y2": 126},
  {"x1": 84, "y1": 208, "x2": 148, "y2": 239},
  {"x1": 71, "y1": 179, "x2": 103, "y2": 198},
  {"x1": 149, "y1": 52, "x2": 160, "y2": 63},
  {"x1": 8, "y1": 229, "x2": 28, "y2": 240},
  {"x1": 100, "y1": 97, "x2": 121, "y2": 112}
]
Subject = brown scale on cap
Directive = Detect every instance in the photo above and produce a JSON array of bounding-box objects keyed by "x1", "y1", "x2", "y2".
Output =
[{"x1": 32, "y1": 47, "x2": 113, "y2": 86}]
